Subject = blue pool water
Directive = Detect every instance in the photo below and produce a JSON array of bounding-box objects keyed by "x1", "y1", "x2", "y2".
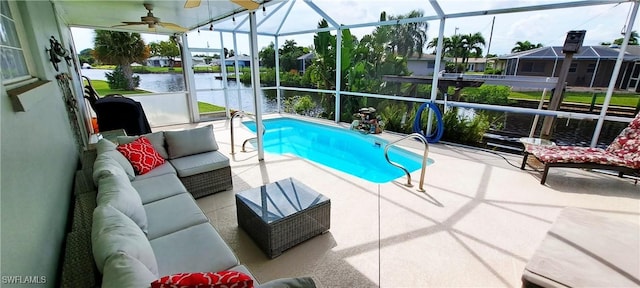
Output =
[{"x1": 243, "y1": 118, "x2": 433, "y2": 183}]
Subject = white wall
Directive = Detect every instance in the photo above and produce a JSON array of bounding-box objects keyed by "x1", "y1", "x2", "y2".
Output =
[
  {"x1": 1, "y1": 1, "x2": 81, "y2": 286},
  {"x1": 407, "y1": 60, "x2": 444, "y2": 76}
]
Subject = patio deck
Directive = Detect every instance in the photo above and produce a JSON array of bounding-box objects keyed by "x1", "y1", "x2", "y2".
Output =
[{"x1": 158, "y1": 115, "x2": 640, "y2": 287}]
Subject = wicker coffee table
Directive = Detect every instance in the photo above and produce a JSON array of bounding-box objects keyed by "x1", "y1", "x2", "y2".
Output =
[{"x1": 235, "y1": 178, "x2": 331, "y2": 258}]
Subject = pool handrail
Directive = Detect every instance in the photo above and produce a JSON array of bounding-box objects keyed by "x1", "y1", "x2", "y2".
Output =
[
  {"x1": 230, "y1": 111, "x2": 265, "y2": 154},
  {"x1": 384, "y1": 133, "x2": 429, "y2": 192}
]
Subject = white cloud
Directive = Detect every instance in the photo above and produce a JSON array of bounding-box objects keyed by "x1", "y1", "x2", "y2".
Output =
[{"x1": 505, "y1": 14, "x2": 555, "y2": 46}]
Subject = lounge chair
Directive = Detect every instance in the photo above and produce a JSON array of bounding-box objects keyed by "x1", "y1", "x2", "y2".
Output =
[
  {"x1": 521, "y1": 113, "x2": 640, "y2": 184},
  {"x1": 521, "y1": 207, "x2": 640, "y2": 287}
]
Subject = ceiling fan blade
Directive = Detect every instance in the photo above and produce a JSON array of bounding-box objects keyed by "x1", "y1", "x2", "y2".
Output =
[
  {"x1": 158, "y1": 22, "x2": 189, "y2": 32},
  {"x1": 112, "y1": 22, "x2": 146, "y2": 28},
  {"x1": 184, "y1": 0, "x2": 201, "y2": 8},
  {"x1": 120, "y1": 21, "x2": 146, "y2": 25},
  {"x1": 231, "y1": 0, "x2": 260, "y2": 10}
]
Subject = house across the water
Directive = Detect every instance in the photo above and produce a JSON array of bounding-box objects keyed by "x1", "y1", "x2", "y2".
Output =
[{"x1": 494, "y1": 45, "x2": 640, "y2": 91}]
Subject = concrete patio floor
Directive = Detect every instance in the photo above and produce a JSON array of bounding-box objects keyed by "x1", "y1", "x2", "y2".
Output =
[{"x1": 159, "y1": 115, "x2": 640, "y2": 287}]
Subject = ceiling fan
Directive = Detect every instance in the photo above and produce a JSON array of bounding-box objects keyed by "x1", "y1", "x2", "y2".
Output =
[
  {"x1": 114, "y1": 3, "x2": 188, "y2": 32},
  {"x1": 184, "y1": 0, "x2": 260, "y2": 10}
]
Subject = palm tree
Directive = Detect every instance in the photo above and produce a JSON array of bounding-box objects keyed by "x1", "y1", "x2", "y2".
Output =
[
  {"x1": 93, "y1": 30, "x2": 149, "y2": 90},
  {"x1": 613, "y1": 31, "x2": 639, "y2": 45},
  {"x1": 382, "y1": 10, "x2": 428, "y2": 58},
  {"x1": 511, "y1": 41, "x2": 543, "y2": 53},
  {"x1": 461, "y1": 32, "x2": 486, "y2": 66},
  {"x1": 427, "y1": 34, "x2": 466, "y2": 72},
  {"x1": 463, "y1": 33, "x2": 485, "y2": 57}
]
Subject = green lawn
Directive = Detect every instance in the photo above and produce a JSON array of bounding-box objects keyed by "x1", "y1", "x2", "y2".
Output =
[
  {"x1": 92, "y1": 65, "x2": 116, "y2": 70},
  {"x1": 509, "y1": 91, "x2": 640, "y2": 107},
  {"x1": 87, "y1": 80, "x2": 225, "y2": 113},
  {"x1": 130, "y1": 66, "x2": 249, "y2": 74},
  {"x1": 94, "y1": 64, "x2": 251, "y2": 74},
  {"x1": 85, "y1": 80, "x2": 149, "y2": 96},
  {"x1": 198, "y1": 102, "x2": 225, "y2": 113}
]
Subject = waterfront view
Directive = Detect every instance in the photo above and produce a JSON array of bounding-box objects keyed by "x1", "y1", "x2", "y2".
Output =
[
  {"x1": 80, "y1": 69, "x2": 279, "y2": 113},
  {"x1": 80, "y1": 69, "x2": 629, "y2": 149}
]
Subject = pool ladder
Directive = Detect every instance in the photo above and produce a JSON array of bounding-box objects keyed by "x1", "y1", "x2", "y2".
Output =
[
  {"x1": 384, "y1": 133, "x2": 429, "y2": 192},
  {"x1": 230, "y1": 111, "x2": 265, "y2": 154}
]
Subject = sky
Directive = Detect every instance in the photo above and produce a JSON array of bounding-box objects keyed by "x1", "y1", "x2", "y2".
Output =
[{"x1": 71, "y1": 0, "x2": 639, "y2": 57}]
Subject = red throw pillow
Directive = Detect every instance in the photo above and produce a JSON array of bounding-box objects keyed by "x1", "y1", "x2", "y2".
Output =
[
  {"x1": 151, "y1": 271, "x2": 254, "y2": 288},
  {"x1": 116, "y1": 136, "x2": 165, "y2": 175}
]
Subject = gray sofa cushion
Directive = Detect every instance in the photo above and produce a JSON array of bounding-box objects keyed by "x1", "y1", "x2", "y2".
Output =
[
  {"x1": 95, "y1": 139, "x2": 136, "y2": 180},
  {"x1": 117, "y1": 132, "x2": 169, "y2": 159},
  {"x1": 150, "y1": 223, "x2": 239, "y2": 276},
  {"x1": 101, "y1": 252, "x2": 158, "y2": 288},
  {"x1": 97, "y1": 173, "x2": 148, "y2": 234},
  {"x1": 133, "y1": 162, "x2": 176, "y2": 181},
  {"x1": 92, "y1": 154, "x2": 127, "y2": 185},
  {"x1": 131, "y1": 174, "x2": 187, "y2": 204},
  {"x1": 164, "y1": 125, "x2": 219, "y2": 159},
  {"x1": 92, "y1": 205, "x2": 158, "y2": 276},
  {"x1": 168, "y1": 151, "x2": 230, "y2": 178},
  {"x1": 96, "y1": 138, "x2": 117, "y2": 154},
  {"x1": 143, "y1": 193, "x2": 209, "y2": 240}
]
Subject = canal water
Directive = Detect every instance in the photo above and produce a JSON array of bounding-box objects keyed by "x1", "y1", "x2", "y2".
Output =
[
  {"x1": 80, "y1": 69, "x2": 628, "y2": 149},
  {"x1": 80, "y1": 69, "x2": 274, "y2": 112}
]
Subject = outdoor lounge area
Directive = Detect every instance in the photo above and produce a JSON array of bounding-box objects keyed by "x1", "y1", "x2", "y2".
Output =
[
  {"x1": 3, "y1": 0, "x2": 640, "y2": 287},
  {"x1": 167, "y1": 116, "x2": 640, "y2": 287}
]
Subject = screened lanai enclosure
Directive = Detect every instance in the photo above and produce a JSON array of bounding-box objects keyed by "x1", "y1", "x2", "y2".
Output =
[
  {"x1": 59, "y1": 0, "x2": 640, "y2": 158},
  {"x1": 5, "y1": 1, "x2": 640, "y2": 286}
]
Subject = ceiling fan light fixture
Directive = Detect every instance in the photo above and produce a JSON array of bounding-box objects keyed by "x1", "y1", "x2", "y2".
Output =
[{"x1": 262, "y1": 5, "x2": 266, "y2": 16}]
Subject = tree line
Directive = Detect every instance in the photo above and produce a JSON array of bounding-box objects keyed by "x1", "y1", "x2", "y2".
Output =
[{"x1": 84, "y1": 14, "x2": 639, "y2": 92}]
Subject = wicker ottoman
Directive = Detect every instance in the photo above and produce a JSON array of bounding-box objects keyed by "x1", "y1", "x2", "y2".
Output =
[{"x1": 235, "y1": 178, "x2": 331, "y2": 258}]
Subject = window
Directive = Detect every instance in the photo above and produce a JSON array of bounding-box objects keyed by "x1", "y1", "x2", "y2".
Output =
[
  {"x1": 1, "y1": 0, "x2": 32, "y2": 84},
  {"x1": 520, "y1": 61, "x2": 545, "y2": 73},
  {"x1": 587, "y1": 63, "x2": 596, "y2": 73},
  {"x1": 569, "y1": 63, "x2": 578, "y2": 73}
]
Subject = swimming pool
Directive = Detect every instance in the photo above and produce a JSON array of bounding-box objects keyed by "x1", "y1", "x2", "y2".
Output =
[{"x1": 243, "y1": 118, "x2": 433, "y2": 183}]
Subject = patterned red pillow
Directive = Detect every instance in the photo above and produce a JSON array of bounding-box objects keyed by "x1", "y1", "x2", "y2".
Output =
[
  {"x1": 150, "y1": 271, "x2": 254, "y2": 288},
  {"x1": 116, "y1": 136, "x2": 165, "y2": 175}
]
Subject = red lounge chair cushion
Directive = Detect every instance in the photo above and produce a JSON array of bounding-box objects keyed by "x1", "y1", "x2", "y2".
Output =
[
  {"x1": 151, "y1": 271, "x2": 253, "y2": 288},
  {"x1": 606, "y1": 127, "x2": 640, "y2": 168},
  {"x1": 117, "y1": 136, "x2": 165, "y2": 175},
  {"x1": 527, "y1": 113, "x2": 640, "y2": 170},
  {"x1": 527, "y1": 145, "x2": 639, "y2": 169}
]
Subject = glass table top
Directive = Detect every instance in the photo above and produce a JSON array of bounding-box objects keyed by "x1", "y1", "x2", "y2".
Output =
[{"x1": 235, "y1": 178, "x2": 330, "y2": 224}]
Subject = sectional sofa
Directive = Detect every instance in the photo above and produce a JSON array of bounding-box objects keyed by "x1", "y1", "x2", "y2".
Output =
[{"x1": 60, "y1": 125, "x2": 315, "y2": 287}]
